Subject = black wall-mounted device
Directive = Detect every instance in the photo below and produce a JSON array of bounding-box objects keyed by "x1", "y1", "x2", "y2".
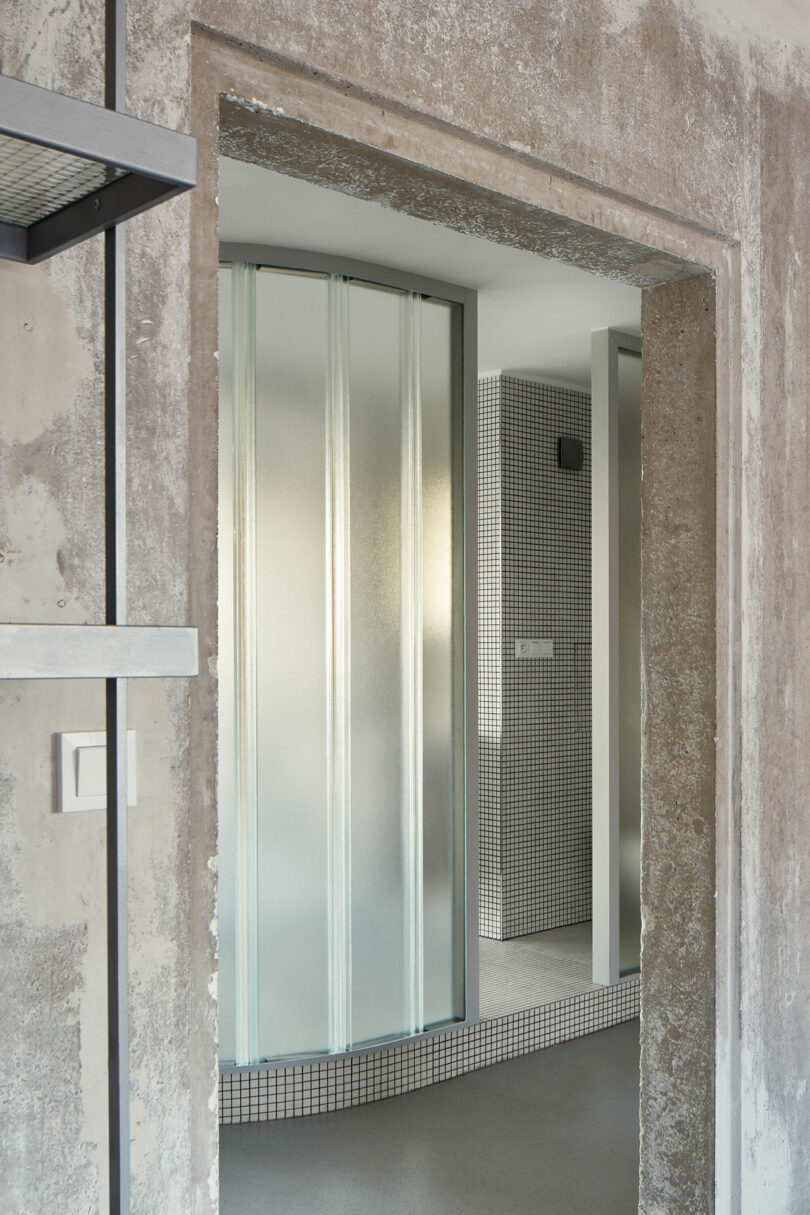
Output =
[{"x1": 558, "y1": 436, "x2": 583, "y2": 471}]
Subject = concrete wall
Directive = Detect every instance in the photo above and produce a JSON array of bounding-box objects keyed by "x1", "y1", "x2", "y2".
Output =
[
  {"x1": 2, "y1": 2, "x2": 810, "y2": 1214},
  {"x1": 639, "y1": 274, "x2": 717, "y2": 1215}
]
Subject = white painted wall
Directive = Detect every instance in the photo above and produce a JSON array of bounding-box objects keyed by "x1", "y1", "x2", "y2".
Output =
[{"x1": 218, "y1": 159, "x2": 641, "y2": 391}]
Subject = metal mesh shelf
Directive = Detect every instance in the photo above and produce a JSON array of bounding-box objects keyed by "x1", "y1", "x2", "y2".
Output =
[
  {"x1": 0, "y1": 73, "x2": 196, "y2": 263},
  {"x1": 0, "y1": 132, "x2": 125, "y2": 225}
]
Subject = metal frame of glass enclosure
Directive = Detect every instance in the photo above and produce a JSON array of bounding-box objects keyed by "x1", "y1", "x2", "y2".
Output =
[
  {"x1": 218, "y1": 244, "x2": 478, "y2": 1068},
  {"x1": 591, "y1": 328, "x2": 642, "y2": 988}
]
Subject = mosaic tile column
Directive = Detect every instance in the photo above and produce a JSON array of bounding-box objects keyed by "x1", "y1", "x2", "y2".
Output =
[{"x1": 478, "y1": 375, "x2": 592, "y2": 941}]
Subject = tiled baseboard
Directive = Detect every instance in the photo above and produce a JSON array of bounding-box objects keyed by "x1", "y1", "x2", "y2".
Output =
[{"x1": 219, "y1": 975, "x2": 639, "y2": 1124}]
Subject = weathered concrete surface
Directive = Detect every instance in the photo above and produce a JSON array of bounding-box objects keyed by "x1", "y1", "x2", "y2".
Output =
[
  {"x1": 2, "y1": 1, "x2": 810, "y2": 1213},
  {"x1": 639, "y1": 275, "x2": 716, "y2": 1214},
  {"x1": 0, "y1": 9, "x2": 210, "y2": 1215},
  {"x1": 198, "y1": 0, "x2": 751, "y2": 240},
  {"x1": 739, "y1": 89, "x2": 810, "y2": 1212},
  {"x1": 0, "y1": 244, "x2": 109, "y2": 1211},
  {"x1": 218, "y1": 98, "x2": 703, "y2": 287}
]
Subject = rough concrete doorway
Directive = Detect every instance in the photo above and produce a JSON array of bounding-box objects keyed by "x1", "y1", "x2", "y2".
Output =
[{"x1": 188, "y1": 27, "x2": 726, "y2": 1214}]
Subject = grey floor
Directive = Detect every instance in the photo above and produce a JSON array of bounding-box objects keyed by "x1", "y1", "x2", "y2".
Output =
[
  {"x1": 220, "y1": 1019, "x2": 640, "y2": 1215},
  {"x1": 479, "y1": 922, "x2": 596, "y2": 1018}
]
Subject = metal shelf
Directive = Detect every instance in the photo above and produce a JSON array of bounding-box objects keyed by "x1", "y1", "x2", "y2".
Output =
[
  {"x1": 0, "y1": 73, "x2": 196, "y2": 263},
  {"x1": 0, "y1": 624, "x2": 198, "y2": 679}
]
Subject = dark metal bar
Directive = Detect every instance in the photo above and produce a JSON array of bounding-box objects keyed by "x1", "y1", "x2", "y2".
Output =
[
  {"x1": 105, "y1": 0, "x2": 126, "y2": 113},
  {"x1": 0, "y1": 75, "x2": 197, "y2": 184},
  {"x1": 26, "y1": 173, "x2": 190, "y2": 265},
  {"x1": 105, "y1": 224, "x2": 127, "y2": 623},
  {"x1": 0, "y1": 220, "x2": 27, "y2": 262},
  {"x1": 105, "y1": 0, "x2": 129, "y2": 1207},
  {"x1": 105, "y1": 220, "x2": 129, "y2": 1215},
  {"x1": 105, "y1": 674, "x2": 129, "y2": 1215}
]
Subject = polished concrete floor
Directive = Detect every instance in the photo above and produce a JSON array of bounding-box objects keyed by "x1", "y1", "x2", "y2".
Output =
[
  {"x1": 479, "y1": 922, "x2": 596, "y2": 1017},
  {"x1": 220, "y1": 1020, "x2": 639, "y2": 1215}
]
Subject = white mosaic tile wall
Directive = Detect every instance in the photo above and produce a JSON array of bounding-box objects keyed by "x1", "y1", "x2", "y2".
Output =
[
  {"x1": 478, "y1": 375, "x2": 504, "y2": 938},
  {"x1": 219, "y1": 976, "x2": 639, "y2": 1123},
  {"x1": 478, "y1": 375, "x2": 592, "y2": 940}
]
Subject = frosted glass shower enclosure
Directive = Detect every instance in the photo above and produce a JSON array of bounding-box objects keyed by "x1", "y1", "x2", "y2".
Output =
[{"x1": 218, "y1": 247, "x2": 477, "y2": 1066}]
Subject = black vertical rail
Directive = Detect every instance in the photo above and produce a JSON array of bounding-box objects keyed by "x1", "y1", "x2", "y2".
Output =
[{"x1": 105, "y1": 0, "x2": 129, "y2": 1211}]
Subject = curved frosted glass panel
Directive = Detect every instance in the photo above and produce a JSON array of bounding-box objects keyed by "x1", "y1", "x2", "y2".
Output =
[
  {"x1": 254, "y1": 268, "x2": 331, "y2": 1058},
  {"x1": 217, "y1": 268, "x2": 237, "y2": 1064},
  {"x1": 617, "y1": 348, "x2": 641, "y2": 976},
  {"x1": 218, "y1": 259, "x2": 468, "y2": 1064},
  {"x1": 420, "y1": 297, "x2": 464, "y2": 1027},
  {"x1": 347, "y1": 282, "x2": 408, "y2": 1046}
]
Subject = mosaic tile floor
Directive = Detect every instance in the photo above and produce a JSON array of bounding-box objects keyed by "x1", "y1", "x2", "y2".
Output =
[{"x1": 479, "y1": 921, "x2": 596, "y2": 1018}]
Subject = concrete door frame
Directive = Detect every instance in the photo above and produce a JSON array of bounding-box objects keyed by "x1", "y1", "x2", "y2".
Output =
[{"x1": 187, "y1": 25, "x2": 742, "y2": 1213}]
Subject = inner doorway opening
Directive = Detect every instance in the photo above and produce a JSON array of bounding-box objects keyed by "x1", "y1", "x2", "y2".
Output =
[
  {"x1": 217, "y1": 156, "x2": 644, "y2": 1051},
  {"x1": 191, "y1": 42, "x2": 723, "y2": 1210},
  {"x1": 215, "y1": 150, "x2": 647, "y2": 1215}
]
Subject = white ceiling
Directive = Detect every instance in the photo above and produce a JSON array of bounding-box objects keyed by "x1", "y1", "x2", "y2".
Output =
[{"x1": 218, "y1": 157, "x2": 641, "y2": 391}]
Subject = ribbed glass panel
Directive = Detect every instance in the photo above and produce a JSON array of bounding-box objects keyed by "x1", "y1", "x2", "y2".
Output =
[
  {"x1": 327, "y1": 274, "x2": 352, "y2": 1054},
  {"x1": 617, "y1": 348, "x2": 642, "y2": 976},
  {"x1": 218, "y1": 261, "x2": 467, "y2": 1064},
  {"x1": 232, "y1": 262, "x2": 259, "y2": 1065},
  {"x1": 346, "y1": 280, "x2": 409, "y2": 1047},
  {"x1": 216, "y1": 268, "x2": 237, "y2": 1064},
  {"x1": 420, "y1": 296, "x2": 465, "y2": 1027},
  {"x1": 401, "y1": 293, "x2": 425, "y2": 1039},
  {"x1": 253, "y1": 267, "x2": 332, "y2": 1059}
]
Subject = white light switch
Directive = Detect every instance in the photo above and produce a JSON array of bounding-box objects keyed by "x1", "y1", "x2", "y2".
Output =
[
  {"x1": 56, "y1": 731, "x2": 137, "y2": 813},
  {"x1": 514, "y1": 638, "x2": 554, "y2": 659},
  {"x1": 76, "y1": 744, "x2": 107, "y2": 798}
]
